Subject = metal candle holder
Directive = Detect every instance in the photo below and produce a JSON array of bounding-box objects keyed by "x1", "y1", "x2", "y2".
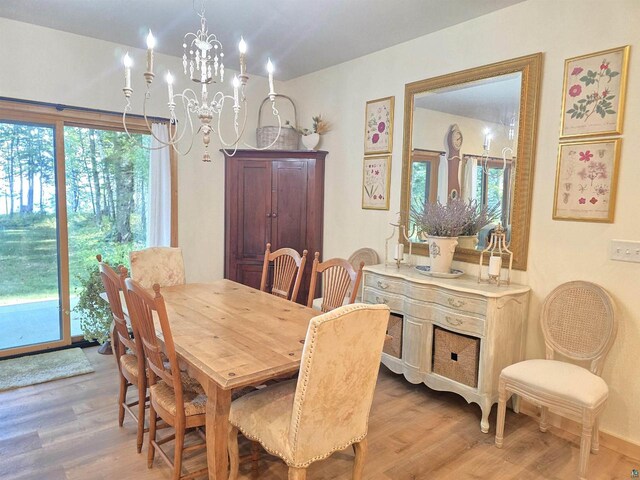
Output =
[
  {"x1": 478, "y1": 224, "x2": 512, "y2": 286},
  {"x1": 385, "y1": 215, "x2": 415, "y2": 268}
]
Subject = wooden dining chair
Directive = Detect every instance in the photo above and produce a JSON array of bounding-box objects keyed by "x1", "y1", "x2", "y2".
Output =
[
  {"x1": 124, "y1": 278, "x2": 208, "y2": 480},
  {"x1": 495, "y1": 281, "x2": 618, "y2": 480},
  {"x1": 307, "y1": 252, "x2": 364, "y2": 312},
  {"x1": 129, "y1": 247, "x2": 186, "y2": 288},
  {"x1": 97, "y1": 255, "x2": 147, "y2": 453},
  {"x1": 227, "y1": 303, "x2": 390, "y2": 480},
  {"x1": 347, "y1": 248, "x2": 379, "y2": 302},
  {"x1": 260, "y1": 243, "x2": 308, "y2": 302}
]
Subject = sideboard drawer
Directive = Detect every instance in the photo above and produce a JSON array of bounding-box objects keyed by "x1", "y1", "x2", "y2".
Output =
[
  {"x1": 416, "y1": 286, "x2": 487, "y2": 316},
  {"x1": 362, "y1": 288, "x2": 403, "y2": 311},
  {"x1": 431, "y1": 307, "x2": 485, "y2": 337},
  {"x1": 364, "y1": 274, "x2": 404, "y2": 295}
]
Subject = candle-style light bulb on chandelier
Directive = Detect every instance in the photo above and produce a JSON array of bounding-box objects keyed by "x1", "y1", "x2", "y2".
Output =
[{"x1": 121, "y1": 1, "x2": 283, "y2": 162}]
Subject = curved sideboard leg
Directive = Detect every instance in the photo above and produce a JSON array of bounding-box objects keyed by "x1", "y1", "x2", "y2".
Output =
[{"x1": 480, "y1": 399, "x2": 493, "y2": 433}]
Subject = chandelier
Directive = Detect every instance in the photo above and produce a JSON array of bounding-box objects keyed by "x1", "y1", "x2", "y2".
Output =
[{"x1": 121, "y1": 2, "x2": 282, "y2": 161}]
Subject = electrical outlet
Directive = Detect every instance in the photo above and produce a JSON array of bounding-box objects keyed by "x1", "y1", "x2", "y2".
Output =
[{"x1": 610, "y1": 240, "x2": 640, "y2": 263}]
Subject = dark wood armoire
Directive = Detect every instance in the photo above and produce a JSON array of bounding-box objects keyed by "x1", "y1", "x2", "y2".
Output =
[{"x1": 223, "y1": 149, "x2": 326, "y2": 304}]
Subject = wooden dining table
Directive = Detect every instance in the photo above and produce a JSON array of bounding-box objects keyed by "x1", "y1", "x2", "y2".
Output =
[{"x1": 156, "y1": 279, "x2": 318, "y2": 480}]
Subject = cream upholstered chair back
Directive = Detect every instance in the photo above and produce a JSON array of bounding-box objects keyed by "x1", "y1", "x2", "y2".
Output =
[
  {"x1": 287, "y1": 303, "x2": 390, "y2": 466},
  {"x1": 541, "y1": 280, "x2": 617, "y2": 375},
  {"x1": 129, "y1": 247, "x2": 185, "y2": 288}
]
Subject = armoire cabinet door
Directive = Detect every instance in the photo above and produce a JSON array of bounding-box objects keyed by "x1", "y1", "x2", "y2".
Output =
[
  {"x1": 233, "y1": 160, "x2": 272, "y2": 289},
  {"x1": 271, "y1": 161, "x2": 308, "y2": 253}
]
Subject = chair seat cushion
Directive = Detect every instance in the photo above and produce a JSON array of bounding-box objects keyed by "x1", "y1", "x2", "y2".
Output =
[
  {"x1": 229, "y1": 379, "x2": 297, "y2": 463},
  {"x1": 150, "y1": 374, "x2": 207, "y2": 417},
  {"x1": 501, "y1": 359, "x2": 608, "y2": 408},
  {"x1": 120, "y1": 354, "x2": 140, "y2": 379}
]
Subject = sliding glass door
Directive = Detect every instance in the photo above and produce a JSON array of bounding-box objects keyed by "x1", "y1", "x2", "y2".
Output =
[
  {"x1": 0, "y1": 100, "x2": 169, "y2": 358},
  {"x1": 0, "y1": 121, "x2": 64, "y2": 352},
  {"x1": 64, "y1": 126, "x2": 151, "y2": 337}
]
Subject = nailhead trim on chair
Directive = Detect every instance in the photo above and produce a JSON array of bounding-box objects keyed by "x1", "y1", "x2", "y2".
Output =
[{"x1": 231, "y1": 303, "x2": 376, "y2": 468}]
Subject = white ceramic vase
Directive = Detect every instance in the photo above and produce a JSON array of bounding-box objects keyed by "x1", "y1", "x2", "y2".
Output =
[
  {"x1": 426, "y1": 235, "x2": 458, "y2": 274},
  {"x1": 301, "y1": 133, "x2": 320, "y2": 150},
  {"x1": 457, "y1": 234, "x2": 479, "y2": 250}
]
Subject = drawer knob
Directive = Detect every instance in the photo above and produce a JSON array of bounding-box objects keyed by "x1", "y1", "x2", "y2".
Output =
[
  {"x1": 375, "y1": 296, "x2": 388, "y2": 305},
  {"x1": 377, "y1": 281, "x2": 389, "y2": 289},
  {"x1": 448, "y1": 298, "x2": 466, "y2": 308},
  {"x1": 445, "y1": 316, "x2": 463, "y2": 326}
]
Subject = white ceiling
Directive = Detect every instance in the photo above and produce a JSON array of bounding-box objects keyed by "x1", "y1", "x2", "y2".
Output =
[{"x1": 0, "y1": 0, "x2": 526, "y2": 80}]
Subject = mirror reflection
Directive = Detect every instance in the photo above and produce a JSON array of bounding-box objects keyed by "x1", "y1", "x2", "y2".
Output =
[
  {"x1": 409, "y1": 72, "x2": 521, "y2": 250},
  {"x1": 401, "y1": 53, "x2": 542, "y2": 270}
]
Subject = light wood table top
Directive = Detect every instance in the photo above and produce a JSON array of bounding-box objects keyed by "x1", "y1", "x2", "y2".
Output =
[{"x1": 158, "y1": 279, "x2": 318, "y2": 480}]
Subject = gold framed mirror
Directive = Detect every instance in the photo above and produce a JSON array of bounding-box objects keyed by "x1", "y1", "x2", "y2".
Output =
[{"x1": 400, "y1": 53, "x2": 542, "y2": 270}]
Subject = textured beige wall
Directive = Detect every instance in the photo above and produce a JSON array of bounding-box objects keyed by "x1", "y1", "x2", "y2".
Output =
[{"x1": 280, "y1": 0, "x2": 640, "y2": 444}]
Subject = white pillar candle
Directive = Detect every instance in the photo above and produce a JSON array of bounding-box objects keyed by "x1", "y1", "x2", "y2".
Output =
[
  {"x1": 146, "y1": 30, "x2": 155, "y2": 73},
  {"x1": 266, "y1": 58, "x2": 275, "y2": 95},
  {"x1": 123, "y1": 53, "x2": 132, "y2": 90},
  {"x1": 489, "y1": 256, "x2": 502, "y2": 276},
  {"x1": 166, "y1": 71, "x2": 174, "y2": 102},
  {"x1": 238, "y1": 37, "x2": 247, "y2": 76},
  {"x1": 393, "y1": 243, "x2": 404, "y2": 261},
  {"x1": 232, "y1": 76, "x2": 239, "y2": 107}
]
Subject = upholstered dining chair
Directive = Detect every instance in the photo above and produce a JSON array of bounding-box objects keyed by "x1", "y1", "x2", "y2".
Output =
[
  {"x1": 307, "y1": 253, "x2": 364, "y2": 313},
  {"x1": 260, "y1": 243, "x2": 308, "y2": 302},
  {"x1": 495, "y1": 281, "x2": 618, "y2": 480},
  {"x1": 97, "y1": 255, "x2": 148, "y2": 453},
  {"x1": 129, "y1": 247, "x2": 186, "y2": 289},
  {"x1": 124, "y1": 278, "x2": 208, "y2": 480},
  {"x1": 227, "y1": 303, "x2": 391, "y2": 480}
]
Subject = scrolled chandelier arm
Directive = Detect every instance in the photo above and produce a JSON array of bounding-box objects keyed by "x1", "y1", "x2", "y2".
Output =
[{"x1": 121, "y1": 2, "x2": 282, "y2": 162}]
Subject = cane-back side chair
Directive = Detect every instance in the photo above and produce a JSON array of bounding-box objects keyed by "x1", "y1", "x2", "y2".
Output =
[{"x1": 495, "y1": 281, "x2": 618, "y2": 480}]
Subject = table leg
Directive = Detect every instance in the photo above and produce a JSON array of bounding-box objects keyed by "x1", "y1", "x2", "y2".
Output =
[{"x1": 206, "y1": 379, "x2": 232, "y2": 480}]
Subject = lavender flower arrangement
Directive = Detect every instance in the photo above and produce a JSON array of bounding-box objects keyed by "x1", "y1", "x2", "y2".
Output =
[
  {"x1": 460, "y1": 199, "x2": 501, "y2": 236},
  {"x1": 410, "y1": 199, "x2": 499, "y2": 238},
  {"x1": 410, "y1": 199, "x2": 470, "y2": 238}
]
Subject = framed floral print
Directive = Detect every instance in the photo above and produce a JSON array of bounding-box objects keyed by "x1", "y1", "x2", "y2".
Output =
[
  {"x1": 553, "y1": 139, "x2": 621, "y2": 222},
  {"x1": 364, "y1": 96, "x2": 394, "y2": 154},
  {"x1": 560, "y1": 46, "x2": 630, "y2": 139},
  {"x1": 362, "y1": 155, "x2": 391, "y2": 210}
]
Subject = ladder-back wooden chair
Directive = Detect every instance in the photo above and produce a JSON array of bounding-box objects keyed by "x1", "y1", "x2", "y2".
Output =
[
  {"x1": 97, "y1": 255, "x2": 147, "y2": 453},
  {"x1": 260, "y1": 243, "x2": 308, "y2": 302},
  {"x1": 495, "y1": 281, "x2": 618, "y2": 480},
  {"x1": 124, "y1": 278, "x2": 208, "y2": 480},
  {"x1": 307, "y1": 252, "x2": 364, "y2": 313},
  {"x1": 227, "y1": 303, "x2": 391, "y2": 480}
]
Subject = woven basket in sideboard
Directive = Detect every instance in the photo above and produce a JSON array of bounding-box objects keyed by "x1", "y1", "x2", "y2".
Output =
[{"x1": 432, "y1": 326, "x2": 480, "y2": 388}]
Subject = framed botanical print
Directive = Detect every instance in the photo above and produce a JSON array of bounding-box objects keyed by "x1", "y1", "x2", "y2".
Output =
[
  {"x1": 364, "y1": 96, "x2": 394, "y2": 154},
  {"x1": 553, "y1": 139, "x2": 621, "y2": 222},
  {"x1": 362, "y1": 155, "x2": 391, "y2": 210},
  {"x1": 560, "y1": 45, "x2": 630, "y2": 139}
]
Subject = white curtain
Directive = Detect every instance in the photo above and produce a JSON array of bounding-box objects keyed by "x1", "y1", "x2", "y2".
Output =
[
  {"x1": 462, "y1": 156, "x2": 478, "y2": 203},
  {"x1": 147, "y1": 123, "x2": 172, "y2": 247}
]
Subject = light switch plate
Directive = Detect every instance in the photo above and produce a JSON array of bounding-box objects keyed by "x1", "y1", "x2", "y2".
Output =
[{"x1": 610, "y1": 240, "x2": 640, "y2": 263}]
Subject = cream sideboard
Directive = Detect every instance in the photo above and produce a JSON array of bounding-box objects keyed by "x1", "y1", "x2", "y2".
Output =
[{"x1": 362, "y1": 264, "x2": 530, "y2": 433}]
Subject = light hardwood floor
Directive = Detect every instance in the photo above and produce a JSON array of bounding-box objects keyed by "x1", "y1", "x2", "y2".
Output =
[{"x1": 0, "y1": 347, "x2": 636, "y2": 480}]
